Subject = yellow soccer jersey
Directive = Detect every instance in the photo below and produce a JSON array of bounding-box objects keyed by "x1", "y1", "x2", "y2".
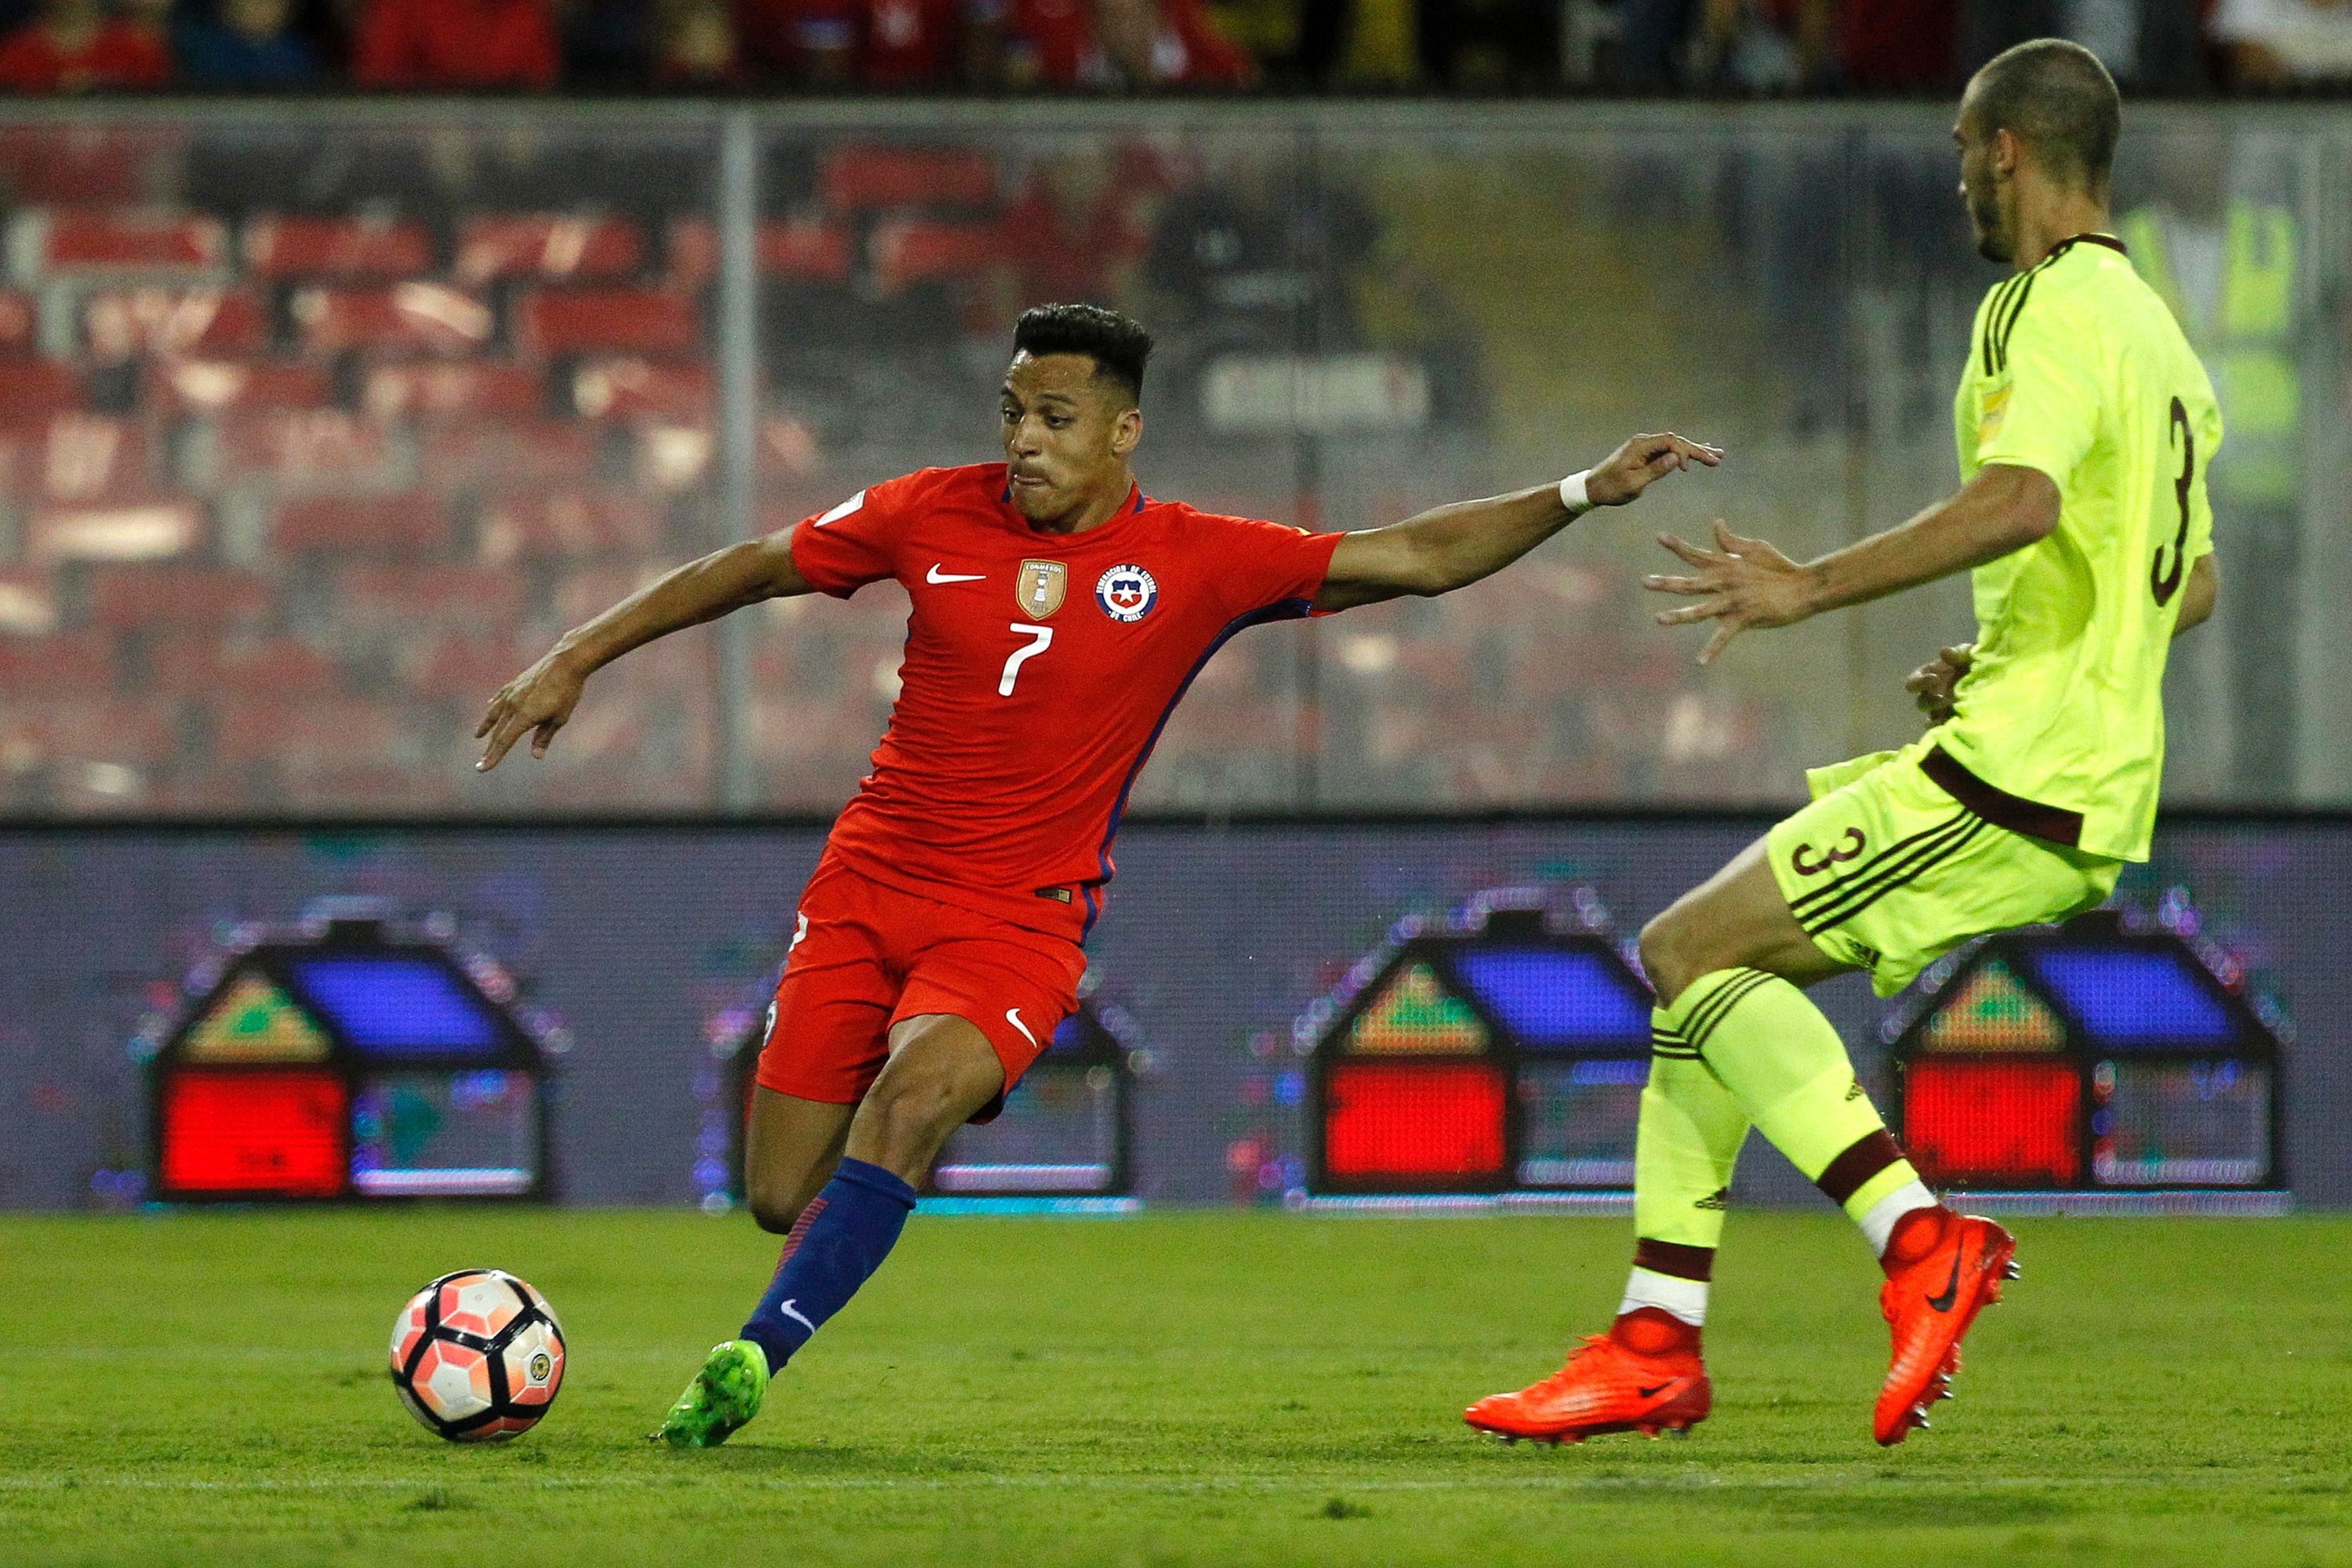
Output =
[{"x1": 1943, "y1": 232, "x2": 2223, "y2": 862}]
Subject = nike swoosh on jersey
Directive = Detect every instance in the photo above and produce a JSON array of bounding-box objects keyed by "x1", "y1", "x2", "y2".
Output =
[
  {"x1": 926, "y1": 564, "x2": 985, "y2": 584},
  {"x1": 1004, "y1": 1008, "x2": 1037, "y2": 1047}
]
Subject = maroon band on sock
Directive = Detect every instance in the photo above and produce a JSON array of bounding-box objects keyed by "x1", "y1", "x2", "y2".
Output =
[
  {"x1": 1633, "y1": 1238, "x2": 1715, "y2": 1282},
  {"x1": 1816, "y1": 1129, "x2": 1904, "y2": 1207}
]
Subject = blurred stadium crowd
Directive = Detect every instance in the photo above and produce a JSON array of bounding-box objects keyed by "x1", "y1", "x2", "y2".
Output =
[{"x1": 0, "y1": 0, "x2": 2345, "y2": 96}]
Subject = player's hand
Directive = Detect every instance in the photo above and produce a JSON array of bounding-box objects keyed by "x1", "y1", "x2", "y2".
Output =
[
  {"x1": 1905, "y1": 643, "x2": 1974, "y2": 725},
  {"x1": 1643, "y1": 520, "x2": 1817, "y2": 666},
  {"x1": 1584, "y1": 432, "x2": 1724, "y2": 508},
  {"x1": 475, "y1": 650, "x2": 590, "y2": 772}
]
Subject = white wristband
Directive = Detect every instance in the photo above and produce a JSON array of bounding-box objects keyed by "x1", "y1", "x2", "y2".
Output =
[{"x1": 1559, "y1": 469, "x2": 1593, "y2": 516}]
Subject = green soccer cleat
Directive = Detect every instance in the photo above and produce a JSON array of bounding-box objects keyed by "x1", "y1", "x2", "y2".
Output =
[{"x1": 651, "y1": 1339, "x2": 770, "y2": 1448}]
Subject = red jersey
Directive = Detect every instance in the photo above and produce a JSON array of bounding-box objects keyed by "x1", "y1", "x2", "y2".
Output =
[
  {"x1": 0, "y1": 22, "x2": 170, "y2": 91},
  {"x1": 789, "y1": 463, "x2": 1341, "y2": 940},
  {"x1": 352, "y1": 0, "x2": 560, "y2": 88}
]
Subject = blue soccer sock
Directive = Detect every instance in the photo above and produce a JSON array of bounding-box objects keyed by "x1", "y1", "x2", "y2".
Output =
[{"x1": 739, "y1": 1156, "x2": 917, "y2": 1374}]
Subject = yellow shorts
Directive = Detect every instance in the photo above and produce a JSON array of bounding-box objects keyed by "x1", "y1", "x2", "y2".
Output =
[{"x1": 1766, "y1": 740, "x2": 2124, "y2": 997}]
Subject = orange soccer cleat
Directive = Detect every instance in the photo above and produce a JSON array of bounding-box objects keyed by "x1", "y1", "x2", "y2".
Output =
[
  {"x1": 1875, "y1": 1210, "x2": 2019, "y2": 1446},
  {"x1": 1464, "y1": 1310, "x2": 1711, "y2": 1445}
]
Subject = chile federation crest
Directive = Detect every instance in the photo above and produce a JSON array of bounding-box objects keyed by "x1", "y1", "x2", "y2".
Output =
[{"x1": 1094, "y1": 563, "x2": 1158, "y2": 622}]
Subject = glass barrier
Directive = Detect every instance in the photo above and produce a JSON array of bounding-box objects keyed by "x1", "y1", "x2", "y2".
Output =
[{"x1": 0, "y1": 103, "x2": 2341, "y2": 815}]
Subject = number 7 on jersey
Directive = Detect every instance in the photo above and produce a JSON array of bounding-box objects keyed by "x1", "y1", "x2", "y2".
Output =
[{"x1": 999, "y1": 623, "x2": 1054, "y2": 696}]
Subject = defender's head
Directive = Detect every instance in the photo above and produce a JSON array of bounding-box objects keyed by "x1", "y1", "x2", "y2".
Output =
[
  {"x1": 1955, "y1": 38, "x2": 2122, "y2": 263},
  {"x1": 1000, "y1": 303, "x2": 1153, "y2": 525}
]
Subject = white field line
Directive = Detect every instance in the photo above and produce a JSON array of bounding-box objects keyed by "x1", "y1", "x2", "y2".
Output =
[{"x1": 0, "y1": 1470, "x2": 2320, "y2": 1497}]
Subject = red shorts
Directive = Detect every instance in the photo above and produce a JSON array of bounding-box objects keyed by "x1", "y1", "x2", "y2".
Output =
[{"x1": 754, "y1": 855, "x2": 1087, "y2": 1121}]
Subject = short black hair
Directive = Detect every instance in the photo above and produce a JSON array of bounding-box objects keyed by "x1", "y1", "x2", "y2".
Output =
[
  {"x1": 1967, "y1": 38, "x2": 2122, "y2": 194},
  {"x1": 1011, "y1": 303, "x2": 1153, "y2": 407}
]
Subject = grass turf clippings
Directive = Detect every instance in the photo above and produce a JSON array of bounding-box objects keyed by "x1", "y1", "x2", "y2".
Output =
[{"x1": 2, "y1": 1210, "x2": 2347, "y2": 1568}]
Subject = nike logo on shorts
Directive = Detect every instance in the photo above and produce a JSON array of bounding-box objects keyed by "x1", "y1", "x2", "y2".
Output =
[
  {"x1": 1004, "y1": 1008, "x2": 1037, "y2": 1047},
  {"x1": 927, "y1": 564, "x2": 985, "y2": 584}
]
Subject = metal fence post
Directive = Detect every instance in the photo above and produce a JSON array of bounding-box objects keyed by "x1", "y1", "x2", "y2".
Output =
[{"x1": 714, "y1": 107, "x2": 761, "y2": 814}]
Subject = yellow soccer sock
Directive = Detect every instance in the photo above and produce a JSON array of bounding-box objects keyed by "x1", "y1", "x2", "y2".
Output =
[
  {"x1": 1658, "y1": 967, "x2": 1903, "y2": 1202},
  {"x1": 1633, "y1": 1035, "x2": 1748, "y2": 1254}
]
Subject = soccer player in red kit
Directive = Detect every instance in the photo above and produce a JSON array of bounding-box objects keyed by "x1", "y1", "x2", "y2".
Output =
[{"x1": 475, "y1": 304, "x2": 1719, "y2": 1446}]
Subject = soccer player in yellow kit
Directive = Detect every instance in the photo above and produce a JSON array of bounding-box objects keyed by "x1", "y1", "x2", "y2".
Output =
[{"x1": 1466, "y1": 38, "x2": 2223, "y2": 1448}]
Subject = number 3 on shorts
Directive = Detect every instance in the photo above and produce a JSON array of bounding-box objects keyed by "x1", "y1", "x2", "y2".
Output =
[{"x1": 999, "y1": 623, "x2": 1053, "y2": 696}]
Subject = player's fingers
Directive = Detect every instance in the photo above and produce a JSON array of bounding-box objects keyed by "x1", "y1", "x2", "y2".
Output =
[
  {"x1": 1941, "y1": 644, "x2": 1974, "y2": 667},
  {"x1": 1697, "y1": 620, "x2": 1742, "y2": 665},
  {"x1": 1664, "y1": 434, "x2": 1725, "y2": 466},
  {"x1": 478, "y1": 710, "x2": 534, "y2": 771},
  {"x1": 1711, "y1": 518, "x2": 1766, "y2": 554},
  {"x1": 1657, "y1": 533, "x2": 1727, "y2": 568},
  {"x1": 1640, "y1": 573, "x2": 1709, "y2": 594},
  {"x1": 1653, "y1": 601, "x2": 1723, "y2": 626},
  {"x1": 475, "y1": 690, "x2": 512, "y2": 740},
  {"x1": 529, "y1": 713, "x2": 566, "y2": 758}
]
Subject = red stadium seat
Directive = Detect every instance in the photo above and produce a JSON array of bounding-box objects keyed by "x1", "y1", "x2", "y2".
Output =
[
  {"x1": 147, "y1": 358, "x2": 334, "y2": 415},
  {"x1": 24, "y1": 496, "x2": 205, "y2": 563},
  {"x1": 0, "y1": 361, "x2": 85, "y2": 422},
  {"x1": 209, "y1": 411, "x2": 398, "y2": 488},
  {"x1": 336, "y1": 561, "x2": 529, "y2": 626},
  {"x1": 818, "y1": 146, "x2": 996, "y2": 212},
  {"x1": 0, "y1": 289, "x2": 34, "y2": 352},
  {"x1": 406, "y1": 633, "x2": 536, "y2": 700},
  {"x1": 569, "y1": 357, "x2": 712, "y2": 421},
  {"x1": 16, "y1": 208, "x2": 227, "y2": 274},
  {"x1": 270, "y1": 493, "x2": 451, "y2": 554},
  {"x1": 0, "y1": 414, "x2": 153, "y2": 499},
  {"x1": 515, "y1": 287, "x2": 699, "y2": 357},
  {"x1": 209, "y1": 695, "x2": 407, "y2": 765},
  {"x1": 85, "y1": 564, "x2": 272, "y2": 625},
  {"x1": 869, "y1": 220, "x2": 1004, "y2": 295},
  {"x1": 416, "y1": 417, "x2": 604, "y2": 487},
  {"x1": 240, "y1": 215, "x2": 435, "y2": 279},
  {"x1": 290, "y1": 283, "x2": 495, "y2": 357},
  {"x1": 455, "y1": 215, "x2": 645, "y2": 282},
  {"x1": 82, "y1": 287, "x2": 270, "y2": 360},
  {"x1": 0, "y1": 628, "x2": 111, "y2": 693},
  {"x1": 361, "y1": 361, "x2": 544, "y2": 419},
  {"x1": 0, "y1": 128, "x2": 162, "y2": 205},
  {"x1": 477, "y1": 489, "x2": 663, "y2": 560},
  {"x1": 2, "y1": 695, "x2": 177, "y2": 767},
  {"x1": 144, "y1": 632, "x2": 342, "y2": 697},
  {"x1": 666, "y1": 217, "x2": 855, "y2": 285}
]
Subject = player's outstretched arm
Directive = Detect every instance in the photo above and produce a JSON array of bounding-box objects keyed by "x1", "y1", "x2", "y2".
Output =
[
  {"x1": 476, "y1": 528, "x2": 813, "y2": 771},
  {"x1": 1314, "y1": 432, "x2": 1721, "y2": 613},
  {"x1": 1645, "y1": 462, "x2": 2059, "y2": 666}
]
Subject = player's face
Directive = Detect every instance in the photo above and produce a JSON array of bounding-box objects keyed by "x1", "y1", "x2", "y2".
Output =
[
  {"x1": 1000, "y1": 351, "x2": 1141, "y2": 526},
  {"x1": 1954, "y1": 100, "x2": 2013, "y2": 264}
]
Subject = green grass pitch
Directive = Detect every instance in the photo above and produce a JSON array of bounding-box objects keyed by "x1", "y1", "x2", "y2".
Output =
[{"x1": 3, "y1": 1209, "x2": 2347, "y2": 1567}]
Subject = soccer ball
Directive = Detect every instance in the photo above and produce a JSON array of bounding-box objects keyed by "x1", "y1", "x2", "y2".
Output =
[{"x1": 388, "y1": 1268, "x2": 567, "y2": 1442}]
